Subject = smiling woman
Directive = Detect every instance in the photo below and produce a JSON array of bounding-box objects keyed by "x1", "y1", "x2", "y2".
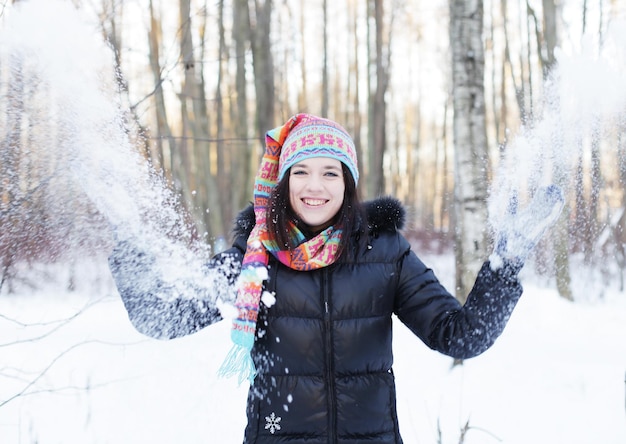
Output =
[
  {"x1": 109, "y1": 113, "x2": 564, "y2": 444},
  {"x1": 288, "y1": 157, "x2": 346, "y2": 232}
]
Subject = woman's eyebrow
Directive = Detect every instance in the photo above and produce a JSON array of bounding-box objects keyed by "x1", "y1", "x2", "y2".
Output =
[
  {"x1": 323, "y1": 164, "x2": 342, "y2": 171},
  {"x1": 292, "y1": 162, "x2": 341, "y2": 170}
]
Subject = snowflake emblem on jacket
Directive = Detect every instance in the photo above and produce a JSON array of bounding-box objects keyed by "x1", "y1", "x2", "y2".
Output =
[{"x1": 265, "y1": 412, "x2": 282, "y2": 434}]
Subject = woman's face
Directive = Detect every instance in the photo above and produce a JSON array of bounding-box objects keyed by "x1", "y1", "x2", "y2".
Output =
[{"x1": 289, "y1": 157, "x2": 345, "y2": 232}]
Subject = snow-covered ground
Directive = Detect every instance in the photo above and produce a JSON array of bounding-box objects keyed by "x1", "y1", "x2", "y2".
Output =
[
  {"x1": 1, "y1": 254, "x2": 625, "y2": 444},
  {"x1": 1, "y1": 2, "x2": 625, "y2": 443}
]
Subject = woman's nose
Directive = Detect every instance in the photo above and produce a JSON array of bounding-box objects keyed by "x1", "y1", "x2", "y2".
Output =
[{"x1": 304, "y1": 174, "x2": 324, "y2": 190}]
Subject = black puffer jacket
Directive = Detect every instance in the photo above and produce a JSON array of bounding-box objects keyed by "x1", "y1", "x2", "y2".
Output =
[{"x1": 109, "y1": 197, "x2": 523, "y2": 444}]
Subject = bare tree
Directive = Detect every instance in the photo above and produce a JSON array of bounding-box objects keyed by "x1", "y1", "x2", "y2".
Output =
[
  {"x1": 232, "y1": 0, "x2": 254, "y2": 212},
  {"x1": 540, "y1": 0, "x2": 573, "y2": 300},
  {"x1": 501, "y1": 0, "x2": 525, "y2": 122},
  {"x1": 540, "y1": 0, "x2": 557, "y2": 75},
  {"x1": 620, "y1": 132, "x2": 626, "y2": 209},
  {"x1": 366, "y1": 0, "x2": 391, "y2": 199},
  {"x1": 147, "y1": 0, "x2": 175, "y2": 174},
  {"x1": 0, "y1": 53, "x2": 25, "y2": 291},
  {"x1": 449, "y1": 0, "x2": 490, "y2": 303},
  {"x1": 178, "y1": 0, "x2": 224, "y2": 241},
  {"x1": 249, "y1": 0, "x2": 275, "y2": 140},
  {"x1": 347, "y1": 0, "x2": 364, "y2": 197},
  {"x1": 321, "y1": 0, "x2": 329, "y2": 117},
  {"x1": 215, "y1": 0, "x2": 233, "y2": 234}
]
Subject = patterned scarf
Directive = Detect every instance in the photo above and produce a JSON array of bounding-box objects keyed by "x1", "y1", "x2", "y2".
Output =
[{"x1": 218, "y1": 114, "x2": 343, "y2": 384}]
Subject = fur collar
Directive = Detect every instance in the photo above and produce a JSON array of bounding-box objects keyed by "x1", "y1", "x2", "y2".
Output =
[
  {"x1": 363, "y1": 196, "x2": 406, "y2": 233},
  {"x1": 233, "y1": 196, "x2": 405, "y2": 239}
]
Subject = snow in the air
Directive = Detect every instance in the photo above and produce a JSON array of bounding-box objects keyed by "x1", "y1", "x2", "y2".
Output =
[{"x1": 1, "y1": 1, "x2": 625, "y2": 443}]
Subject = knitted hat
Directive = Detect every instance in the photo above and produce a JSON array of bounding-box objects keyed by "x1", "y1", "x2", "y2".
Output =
[{"x1": 278, "y1": 114, "x2": 359, "y2": 185}]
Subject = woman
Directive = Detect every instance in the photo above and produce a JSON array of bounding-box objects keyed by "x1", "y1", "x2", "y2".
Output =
[{"x1": 110, "y1": 113, "x2": 564, "y2": 443}]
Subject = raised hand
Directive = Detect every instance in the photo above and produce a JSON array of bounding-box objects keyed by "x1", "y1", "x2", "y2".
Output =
[{"x1": 490, "y1": 185, "x2": 565, "y2": 269}]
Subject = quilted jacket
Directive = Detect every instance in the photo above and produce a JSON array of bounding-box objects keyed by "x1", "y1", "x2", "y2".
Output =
[{"x1": 109, "y1": 197, "x2": 523, "y2": 444}]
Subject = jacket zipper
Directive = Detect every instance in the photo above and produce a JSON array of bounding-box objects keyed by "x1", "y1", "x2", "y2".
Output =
[{"x1": 322, "y1": 268, "x2": 336, "y2": 444}]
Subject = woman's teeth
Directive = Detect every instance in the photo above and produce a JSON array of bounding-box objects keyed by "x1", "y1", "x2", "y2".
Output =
[{"x1": 303, "y1": 199, "x2": 325, "y2": 206}]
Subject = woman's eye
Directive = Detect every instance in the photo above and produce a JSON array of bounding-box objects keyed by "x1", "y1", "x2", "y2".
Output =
[
  {"x1": 324, "y1": 171, "x2": 339, "y2": 177},
  {"x1": 292, "y1": 169, "x2": 307, "y2": 175}
]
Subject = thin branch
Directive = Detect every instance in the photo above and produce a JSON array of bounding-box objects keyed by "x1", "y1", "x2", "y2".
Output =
[
  {"x1": 0, "y1": 296, "x2": 108, "y2": 347},
  {"x1": 0, "y1": 0, "x2": 8, "y2": 19},
  {"x1": 457, "y1": 417, "x2": 503, "y2": 443},
  {"x1": 5, "y1": 374, "x2": 144, "y2": 399},
  {"x1": 0, "y1": 338, "x2": 145, "y2": 409},
  {"x1": 148, "y1": 135, "x2": 256, "y2": 143},
  {"x1": 466, "y1": 426, "x2": 503, "y2": 442},
  {"x1": 0, "y1": 172, "x2": 56, "y2": 219}
]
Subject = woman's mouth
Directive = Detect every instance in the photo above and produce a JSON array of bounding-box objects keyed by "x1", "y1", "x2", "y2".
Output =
[{"x1": 302, "y1": 198, "x2": 327, "y2": 207}]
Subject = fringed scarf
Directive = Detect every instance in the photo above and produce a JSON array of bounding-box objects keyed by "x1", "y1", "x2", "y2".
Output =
[{"x1": 218, "y1": 114, "x2": 343, "y2": 384}]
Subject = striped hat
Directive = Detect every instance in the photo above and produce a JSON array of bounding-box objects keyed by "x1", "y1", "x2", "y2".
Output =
[{"x1": 278, "y1": 114, "x2": 359, "y2": 185}]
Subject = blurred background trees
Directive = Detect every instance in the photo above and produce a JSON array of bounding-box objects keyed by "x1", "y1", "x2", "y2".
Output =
[{"x1": 1, "y1": 0, "x2": 625, "y2": 300}]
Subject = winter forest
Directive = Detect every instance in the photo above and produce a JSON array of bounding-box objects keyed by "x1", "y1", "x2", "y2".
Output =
[{"x1": 1, "y1": 0, "x2": 625, "y2": 443}]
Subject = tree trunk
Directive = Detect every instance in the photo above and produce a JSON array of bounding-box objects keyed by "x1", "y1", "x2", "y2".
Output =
[
  {"x1": 449, "y1": 0, "x2": 490, "y2": 303},
  {"x1": 179, "y1": 0, "x2": 224, "y2": 240},
  {"x1": 501, "y1": 0, "x2": 524, "y2": 121},
  {"x1": 554, "y1": 204, "x2": 574, "y2": 301},
  {"x1": 298, "y1": 0, "x2": 308, "y2": 112},
  {"x1": 619, "y1": 131, "x2": 626, "y2": 208},
  {"x1": 0, "y1": 53, "x2": 25, "y2": 293},
  {"x1": 541, "y1": 0, "x2": 573, "y2": 299},
  {"x1": 249, "y1": 0, "x2": 275, "y2": 139},
  {"x1": 177, "y1": 0, "x2": 196, "y2": 211},
  {"x1": 321, "y1": 0, "x2": 329, "y2": 117},
  {"x1": 232, "y1": 0, "x2": 253, "y2": 212},
  {"x1": 348, "y1": 0, "x2": 363, "y2": 197},
  {"x1": 587, "y1": 123, "x2": 602, "y2": 261},
  {"x1": 216, "y1": 0, "x2": 232, "y2": 237},
  {"x1": 573, "y1": 139, "x2": 587, "y2": 253},
  {"x1": 367, "y1": 0, "x2": 389, "y2": 199},
  {"x1": 147, "y1": 0, "x2": 174, "y2": 174},
  {"x1": 541, "y1": 0, "x2": 558, "y2": 75},
  {"x1": 439, "y1": 97, "x2": 452, "y2": 244}
]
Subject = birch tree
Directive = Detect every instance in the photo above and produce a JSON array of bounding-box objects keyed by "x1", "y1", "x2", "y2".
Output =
[
  {"x1": 449, "y1": 0, "x2": 490, "y2": 303},
  {"x1": 543, "y1": 0, "x2": 573, "y2": 299}
]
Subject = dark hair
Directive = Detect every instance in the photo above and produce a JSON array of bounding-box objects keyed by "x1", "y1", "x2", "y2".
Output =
[{"x1": 266, "y1": 164, "x2": 367, "y2": 262}]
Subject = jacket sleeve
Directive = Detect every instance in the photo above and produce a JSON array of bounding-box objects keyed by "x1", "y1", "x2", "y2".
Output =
[
  {"x1": 108, "y1": 238, "x2": 244, "y2": 340},
  {"x1": 394, "y1": 248, "x2": 523, "y2": 359}
]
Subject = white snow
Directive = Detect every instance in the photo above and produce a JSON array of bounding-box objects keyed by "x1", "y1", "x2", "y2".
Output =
[
  {"x1": 1, "y1": 255, "x2": 624, "y2": 444},
  {"x1": 216, "y1": 300, "x2": 239, "y2": 320},
  {"x1": 1, "y1": 2, "x2": 625, "y2": 443},
  {"x1": 261, "y1": 291, "x2": 277, "y2": 308},
  {"x1": 255, "y1": 267, "x2": 269, "y2": 281}
]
